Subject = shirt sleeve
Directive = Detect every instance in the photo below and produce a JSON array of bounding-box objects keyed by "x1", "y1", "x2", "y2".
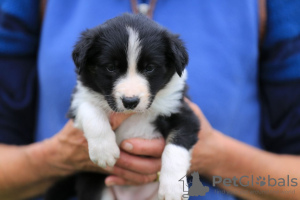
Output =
[
  {"x1": 0, "y1": 0, "x2": 40, "y2": 144},
  {"x1": 260, "y1": 0, "x2": 300, "y2": 154}
]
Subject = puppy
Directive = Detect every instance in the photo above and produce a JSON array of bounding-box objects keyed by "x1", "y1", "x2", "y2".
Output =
[{"x1": 46, "y1": 13, "x2": 199, "y2": 200}]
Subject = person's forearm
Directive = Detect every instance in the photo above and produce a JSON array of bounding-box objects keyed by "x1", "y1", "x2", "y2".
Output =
[
  {"x1": 0, "y1": 141, "x2": 63, "y2": 200},
  {"x1": 207, "y1": 130, "x2": 300, "y2": 200},
  {"x1": 186, "y1": 99, "x2": 300, "y2": 199}
]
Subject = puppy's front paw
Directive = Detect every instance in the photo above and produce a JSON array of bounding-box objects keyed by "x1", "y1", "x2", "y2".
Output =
[
  {"x1": 88, "y1": 139, "x2": 120, "y2": 168},
  {"x1": 158, "y1": 178, "x2": 186, "y2": 200}
]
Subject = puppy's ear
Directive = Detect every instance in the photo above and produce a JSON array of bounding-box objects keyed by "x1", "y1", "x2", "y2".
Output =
[
  {"x1": 72, "y1": 29, "x2": 97, "y2": 74},
  {"x1": 166, "y1": 33, "x2": 188, "y2": 77}
]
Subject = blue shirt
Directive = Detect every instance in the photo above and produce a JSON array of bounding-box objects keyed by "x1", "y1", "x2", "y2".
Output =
[
  {"x1": 35, "y1": 1, "x2": 259, "y2": 199},
  {"x1": 0, "y1": 0, "x2": 39, "y2": 144},
  {"x1": 260, "y1": 0, "x2": 300, "y2": 154},
  {"x1": 2, "y1": 0, "x2": 300, "y2": 199}
]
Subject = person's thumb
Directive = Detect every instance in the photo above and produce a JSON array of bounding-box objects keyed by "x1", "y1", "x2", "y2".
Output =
[{"x1": 109, "y1": 113, "x2": 133, "y2": 130}]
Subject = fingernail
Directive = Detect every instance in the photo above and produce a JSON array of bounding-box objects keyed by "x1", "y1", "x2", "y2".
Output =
[
  {"x1": 122, "y1": 142, "x2": 133, "y2": 151},
  {"x1": 106, "y1": 181, "x2": 115, "y2": 187}
]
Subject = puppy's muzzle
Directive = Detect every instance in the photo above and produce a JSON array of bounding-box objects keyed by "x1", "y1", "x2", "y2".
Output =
[{"x1": 122, "y1": 96, "x2": 140, "y2": 109}]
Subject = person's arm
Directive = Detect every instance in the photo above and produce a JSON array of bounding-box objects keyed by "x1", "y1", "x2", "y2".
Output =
[
  {"x1": 0, "y1": 142, "x2": 62, "y2": 199},
  {"x1": 187, "y1": 100, "x2": 300, "y2": 200},
  {"x1": 0, "y1": 116, "x2": 162, "y2": 200},
  {"x1": 0, "y1": 120, "x2": 104, "y2": 200}
]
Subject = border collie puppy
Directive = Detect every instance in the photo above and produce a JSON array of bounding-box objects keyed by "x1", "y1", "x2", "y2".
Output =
[{"x1": 47, "y1": 13, "x2": 199, "y2": 200}]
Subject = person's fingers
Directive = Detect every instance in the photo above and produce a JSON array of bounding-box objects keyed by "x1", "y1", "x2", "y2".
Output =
[
  {"x1": 109, "y1": 113, "x2": 133, "y2": 130},
  {"x1": 115, "y1": 151, "x2": 161, "y2": 174},
  {"x1": 184, "y1": 98, "x2": 203, "y2": 119},
  {"x1": 80, "y1": 157, "x2": 158, "y2": 184},
  {"x1": 107, "y1": 165, "x2": 157, "y2": 185},
  {"x1": 83, "y1": 162, "x2": 157, "y2": 185},
  {"x1": 105, "y1": 176, "x2": 137, "y2": 186},
  {"x1": 58, "y1": 120, "x2": 85, "y2": 141},
  {"x1": 80, "y1": 161, "x2": 113, "y2": 174},
  {"x1": 63, "y1": 120, "x2": 74, "y2": 130},
  {"x1": 120, "y1": 137, "x2": 165, "y2": 157},
  {"x1": 105, "y1": 167, "x2": 157, "y2": 186}
]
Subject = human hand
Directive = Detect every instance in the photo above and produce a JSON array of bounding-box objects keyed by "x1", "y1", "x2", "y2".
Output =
[
  {"x1": 185, "y1": 99, "x2": 224, "y2": 176},
  {"x1": 41, "y1": 113, "x2": 164, "y2": 186},
  {"x1": 105, "y1": 137, "x2": 165, "y2": 186},
  {"x1": 40, "y1": 113, "x2": 132, "y2": 178}
]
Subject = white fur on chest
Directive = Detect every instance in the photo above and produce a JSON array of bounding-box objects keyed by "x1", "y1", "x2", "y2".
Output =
[
  {"x1": 71, "y1": 71, "x2": 188, "y2": 200},
  {"x1": 115, "y1": 113, "x2": 162, "y2": 145},
  {"x1": 114, "y1": 71, "x2": 188, "y2": 145}
]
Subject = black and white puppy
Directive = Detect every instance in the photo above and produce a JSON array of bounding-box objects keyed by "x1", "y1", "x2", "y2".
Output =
[{"x1": 48, "y1": 13, "x2": 199, "y2": 200}]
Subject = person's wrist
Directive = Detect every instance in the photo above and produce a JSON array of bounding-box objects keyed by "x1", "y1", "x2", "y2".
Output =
[
  {"x1": 44, "y1": 136, "x2": 77, "y2": 177},
  {"x1": 191, "y1": 128, "x2": 225, "y2": 178},
  {"x1": 204, "y1": 129, "x2": 226, "y2": 177},
  {"x1": 25, "y1": 137, "x2": 74, "y2": 180}
]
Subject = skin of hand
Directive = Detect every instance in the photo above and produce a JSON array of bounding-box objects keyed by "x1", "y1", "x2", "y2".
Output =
[
  {"x1": 42, "y1": 99, "x2": 300, "y2": 200},
  {"x1": 105, "y1": 100, "x2": 220, "y2": 186},
  {"x1": 105, "y1": 137, "x2": 165, "y2": 186},
  {"x1": 0, "y1": 113, "x2": 163, "y2": 200},
  {"x1": 107, "y1": 113, "x2": 165, "y2": 186},
  {"x1": 185, "y1": 99, "x2": 300, "y2": 200},
  {"x1": 44, "y1": 113, "x2": 163, "y2": 185},
  {"x1": 184, "y1": 98, "x2": 221, "y2": 175},
  {"x1": 104, "y1": 99, "x2": 213, "y2": 186}
]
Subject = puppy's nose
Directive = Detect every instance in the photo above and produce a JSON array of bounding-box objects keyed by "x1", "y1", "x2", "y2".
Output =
[{"x1": 122, "y1": 96, "x2": 140, "y2": 109}]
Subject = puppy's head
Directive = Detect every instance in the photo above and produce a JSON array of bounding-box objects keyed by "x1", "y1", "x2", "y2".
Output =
[{"x1": 72, "y1": 14, "x2": 188, "y2": 113}]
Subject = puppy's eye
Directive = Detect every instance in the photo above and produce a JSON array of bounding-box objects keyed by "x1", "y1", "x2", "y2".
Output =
[
  {"x1": 106, "y1": 64, "x2": 116, "y2": 72},
  {"x1": 145, "y1": 64, "x2": 156, "y2": 73}
]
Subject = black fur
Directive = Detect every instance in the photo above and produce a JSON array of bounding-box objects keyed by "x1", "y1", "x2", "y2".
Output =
[
  {"x1": 46, "y1": 14, "x2": 198, "y2": 200},
  {"x1": 44, "y1": 174, "x2": 77, "y2": 200},
  {"x1": 45, "y1": 173, "x2": 107, "y2": 200},
  {"x1": 155, "y1": 101, "x2": 199, "y2": 150},
  {"x1": 72, "y1": 13, "x2": 188, "y2": 112},
  {"x1": 75, "y1": 173, "x2": 107, "y2": 200}
]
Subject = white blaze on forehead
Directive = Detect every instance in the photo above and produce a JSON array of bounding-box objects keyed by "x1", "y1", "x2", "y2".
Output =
[
  {"x1": 112, "y1": 27, "x2": 150, "y2": 111},
  {"x1": 126, "y1": 27, "x2": 141, "y2": 75}
]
